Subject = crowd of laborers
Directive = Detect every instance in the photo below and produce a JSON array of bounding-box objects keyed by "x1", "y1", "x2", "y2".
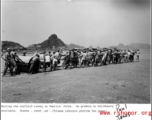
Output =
[{"x1": 1, "y1": 47, "x2": 140, "y2": 77}]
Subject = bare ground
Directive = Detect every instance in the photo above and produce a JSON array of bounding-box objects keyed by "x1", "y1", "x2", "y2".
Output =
[{"x1": 1, "y1": 50, "x2": 151, "y2": 103}]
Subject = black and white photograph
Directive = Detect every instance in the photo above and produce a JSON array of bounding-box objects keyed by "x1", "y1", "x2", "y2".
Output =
[{"x1": 1, "y1": 0, "x2": 151, "y2": 104}]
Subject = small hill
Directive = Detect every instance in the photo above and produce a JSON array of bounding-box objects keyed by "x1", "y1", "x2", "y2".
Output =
[
  {"x1": 97, "y1": 46, "x2": 102, "y2": 50},
  {"x1": 1, "y1": 41, "x2": 26, "y2": 50},
  {"x1": 109, "y1": 43, "x2": 151, "y2": 50},
  {"x1": 117, "y1": 43, "x2": 126, "y2": 48},
  {"x1": 66, "y1": 43, "x2": 85, "y2": 50},
  {"x1": 126, "y1": 43, "x2": 151, "y2": 49},
  {"x1": 27, "y1": 34, "x2": 67, "y2": 51},
  {"x1": 89, "y1": 46, "x2": 93, "y2": 49}
]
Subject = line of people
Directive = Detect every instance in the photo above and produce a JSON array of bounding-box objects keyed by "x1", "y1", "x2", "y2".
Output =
[
  {"x1": 28, "y1": 50, "x2": 64, "y2": 74},
  {"x1": 1, "y1": 48, "x2": 140, "y2": 76},
  {"x1": 62, "y1": 48, "x2": 140, "y2": 69}
]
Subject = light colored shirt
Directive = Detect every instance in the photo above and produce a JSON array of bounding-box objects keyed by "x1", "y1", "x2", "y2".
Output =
[
  {"x1": 45, "y1": 55, "x2": 51, "y2": 62},
  {"x1": 87, "y1": 52, "x2": 93, "y2": 57},
  {"x1": 127, "y1": 52, "x2": 131, "y2": 56},
  {"x1": 136, "y1": 51, "x2": 140, "y2": 55},
  {"x1": 54, "y1": 52, "x2": 59, "y2": 59},
  {"x1": 40, "y1": 53, "x2": 45, "y2": 62},
  {"x1": 80, "y1": 52, "x2": 87, "y2": 58}
]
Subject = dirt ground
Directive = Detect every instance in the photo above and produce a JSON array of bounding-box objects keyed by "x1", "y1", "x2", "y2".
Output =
[{"x1": 1, "y1": 49, "x2": 151, "y2": 103}]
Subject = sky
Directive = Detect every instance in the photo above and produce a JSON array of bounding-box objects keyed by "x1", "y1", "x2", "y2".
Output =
[{"x1": 1, "y1": 0, "x2": 151, "y2": 48}]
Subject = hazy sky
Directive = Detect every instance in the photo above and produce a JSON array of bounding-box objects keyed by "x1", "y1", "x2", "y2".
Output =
[{"x1": 1, "y1": 0, "x2": 150, "y2": 47}]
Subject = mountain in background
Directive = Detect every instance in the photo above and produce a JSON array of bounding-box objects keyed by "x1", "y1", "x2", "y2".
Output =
[
  {"x1": 1, "y1": 41, "x2": 26, "y2": 50},
  {"x1": 1, "y1": 38, "x2": 150, "y2": 51},
  {"x1": 66, "y1": 43, "x2": 85, "y2": 50},
  {"x1": 97, "y1": 46, "x2": 102, "y2": 49},
  {"x1": 27, "y1": 34, "x2": 67, "y2": 51},
  {"x1": 109, "y1": 43, "x2": 151, "y2": 50}
]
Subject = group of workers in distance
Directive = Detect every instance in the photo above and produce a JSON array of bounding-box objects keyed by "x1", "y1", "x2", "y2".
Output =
[{"x1": 1, "y1": 47, "x2": 140, "y2": 77}]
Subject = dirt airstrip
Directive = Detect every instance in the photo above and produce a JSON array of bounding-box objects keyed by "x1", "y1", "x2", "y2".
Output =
[{"x1": 1, "y1": 49, "x2": 151, "y2": 103}]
